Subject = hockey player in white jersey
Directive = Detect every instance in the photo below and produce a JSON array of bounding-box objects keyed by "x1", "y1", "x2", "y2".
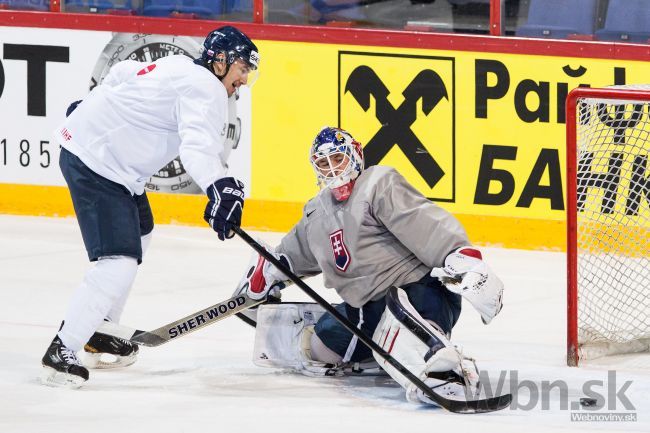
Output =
[
  {"x1": 237, "y1": 126, "x2": 504, "y2": 404},
  {"x1": 40, "y1": 26, "x2": 260, "y2": 388}
]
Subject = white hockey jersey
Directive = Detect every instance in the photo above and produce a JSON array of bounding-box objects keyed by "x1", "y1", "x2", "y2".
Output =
[
  {"x1": 276, "y1": 166, "x2": 470, "y2": 308},
  {"x1": 53, "y1": 55, "x2": 231, "y2": 195}
]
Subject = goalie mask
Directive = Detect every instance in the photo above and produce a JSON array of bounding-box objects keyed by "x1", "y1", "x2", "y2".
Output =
[{"x1": 310, "y1": 127, "x2": 364, "y2": 201}]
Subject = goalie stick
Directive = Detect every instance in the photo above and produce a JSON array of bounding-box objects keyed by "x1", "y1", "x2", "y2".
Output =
[
  {"x1": 233, "y1": 226, "x2": 512, "y2": 414},
  {"x1": 95, "y1": 292, "x2": 265, "y2": 347}
]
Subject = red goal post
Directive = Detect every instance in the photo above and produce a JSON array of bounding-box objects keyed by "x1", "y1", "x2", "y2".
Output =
[{"x1": 566, "y1": 86, "x2": 650, "y2": 366}]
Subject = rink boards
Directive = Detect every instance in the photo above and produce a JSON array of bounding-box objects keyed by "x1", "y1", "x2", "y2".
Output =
[{"x1": 1, "y1": 24, "x2": 650, "y2": 250}]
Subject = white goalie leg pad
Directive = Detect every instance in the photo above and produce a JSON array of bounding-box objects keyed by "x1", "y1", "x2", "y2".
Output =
[
  {"x1": 372, "y1": 287, "x2": 480, "y2": 405},
  {"x1": 253, "y1": 303, "x2": 344, "y2": 377}
]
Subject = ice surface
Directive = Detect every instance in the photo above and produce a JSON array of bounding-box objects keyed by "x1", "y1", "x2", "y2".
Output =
[{"x1": 0, "y1": 215, "x2": 648, "y2": 433}]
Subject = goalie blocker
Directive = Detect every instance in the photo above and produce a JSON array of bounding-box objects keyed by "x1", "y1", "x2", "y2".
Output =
[{"x1": 253, "y1": 287, "x2": 481, "y2": 405}]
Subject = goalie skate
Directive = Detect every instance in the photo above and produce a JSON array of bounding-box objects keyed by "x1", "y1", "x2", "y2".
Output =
[
  {"x1": 406, "y1": 347, "x2": 481, "y2": 405},
  {"x1": 83, "y1": 332, "x2": 139, "y2": 369}
]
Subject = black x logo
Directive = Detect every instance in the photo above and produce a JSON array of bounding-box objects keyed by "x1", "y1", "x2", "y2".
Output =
[{"x1": 345, "y1": 65, "x2": 449, "y2": 188}]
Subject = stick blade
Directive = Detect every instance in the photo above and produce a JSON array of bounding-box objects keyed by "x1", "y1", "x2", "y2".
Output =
[
  {"x1": 95, "y1": 321, "x2": 166, "y2": 347},
  {"x1": 129, "y1": 330, "x2": 169, "y2": 347},
  {"x1": 444, "y1": 393, "x2": 513, "y2": 414}
]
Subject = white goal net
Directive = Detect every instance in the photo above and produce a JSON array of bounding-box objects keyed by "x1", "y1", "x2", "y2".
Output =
[{"x1": 568, "y1": 84, "x2": 650, "y2": 365}]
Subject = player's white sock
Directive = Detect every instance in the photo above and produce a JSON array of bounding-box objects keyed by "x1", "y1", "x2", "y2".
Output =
[
  {"x1": 106, "y1": 233, "x2": 152, "y2": 322},
  {"x1": 59, "y1": 256, "x2": 138, "y2": 352}
]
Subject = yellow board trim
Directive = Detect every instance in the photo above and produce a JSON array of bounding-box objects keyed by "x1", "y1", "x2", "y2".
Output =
[{"x1": 0, "y1": 183, "x2": 565, "y2": 251}]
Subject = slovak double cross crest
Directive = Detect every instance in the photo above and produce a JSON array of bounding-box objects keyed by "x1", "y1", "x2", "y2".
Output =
[{"x1": 329, "y1": 229, "x2": 351, "y2": 272}]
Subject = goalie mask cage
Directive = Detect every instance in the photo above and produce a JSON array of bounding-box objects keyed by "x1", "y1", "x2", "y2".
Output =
[{"x1": 566, "y1": 85, "x2": 650, "y2": 367}]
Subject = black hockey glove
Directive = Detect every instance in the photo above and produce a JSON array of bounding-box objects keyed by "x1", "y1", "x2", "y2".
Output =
[
  {"x1": 204, "y1": 177, "x2": 245, "y2": 241},
  {"x1": 66, "y1": 100, "x2": 82, "y2": 117}
]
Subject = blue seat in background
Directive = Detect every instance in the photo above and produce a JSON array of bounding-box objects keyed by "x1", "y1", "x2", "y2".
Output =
[
  {"x1": 0, "y1": 0, "x2": 49, "y2": 11},
  {"x1": 516, "y1": 0, "x2": 600, "y2": 39},
  {"x1": 65, "y1": 0, "x2": 136, "y2": 13},
  {"x1": 141, "y1": 0, "x2": 173, "y2": 16},
  {"x1": 142, "y1": 0, "x2": 223, "y2": 18},
  {"x1": 182, "y1": 0, "x2": 224, "y2": 16},
  {"x1": 309, "y1": 0, "x2": 366, "y2": 24},
  {"x1": 596, "y1": 0, "x2": 650, "y2": 44}
]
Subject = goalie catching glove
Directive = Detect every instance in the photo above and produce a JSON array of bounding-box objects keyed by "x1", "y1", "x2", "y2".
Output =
[
  {"x1": 238, "y1": 242, "x2": 293, "y2": 301},
  {"x1": 430, "y1": 247, "x2": 504, "y2": 324}
]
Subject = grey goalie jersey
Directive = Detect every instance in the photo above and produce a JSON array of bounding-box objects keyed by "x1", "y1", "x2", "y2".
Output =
[{"x1": 276, "y1": 166, "x2": 469, "y2": 308}]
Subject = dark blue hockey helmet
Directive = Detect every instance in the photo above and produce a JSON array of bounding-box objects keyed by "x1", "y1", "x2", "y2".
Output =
[{"x1": 198, "y1": 26, "x2": 260, "y2": 73}]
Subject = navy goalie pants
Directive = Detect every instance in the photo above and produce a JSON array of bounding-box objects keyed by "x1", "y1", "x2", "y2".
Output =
[
  {"x1": 59, "y1": 147, "x2": 154, "y2": 264},
  {"x1": 314, "y1": 273, "x2": 462, "y2": 363}
]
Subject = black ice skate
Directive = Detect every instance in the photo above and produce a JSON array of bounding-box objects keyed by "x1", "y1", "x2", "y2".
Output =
[
  {"x1": 40, "y1": 336, "x2": 89, "y2": 388},
  {"x1": 84, "y1": 331, "x2": 139, "y2": 369}
]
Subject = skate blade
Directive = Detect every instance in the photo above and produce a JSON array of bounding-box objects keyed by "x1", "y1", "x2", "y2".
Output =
[
  {"x1": 83, "y1": 352, "x2": 137, "y2": 369},
  {"x1": 39, "y1": 366, "x2": 86, "y2": 389}
]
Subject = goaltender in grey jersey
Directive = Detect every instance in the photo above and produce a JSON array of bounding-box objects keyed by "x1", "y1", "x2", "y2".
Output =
[
  {"x1": 241, "y1": 127, "x2": 505, "y2": 405},
  {"x1": 277, "y1": 165, "x2": 469, "y2": 308}
]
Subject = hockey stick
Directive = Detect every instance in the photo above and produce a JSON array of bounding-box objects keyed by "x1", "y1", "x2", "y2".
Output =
[
  {"x1": 235, "y1": 295, "x2": 282, "y2": 328},
  {"x1": 233, "y1": 226, "x2": 512, "y2": 414},
  {"x1": 95, "y1": 291, "x2": 266, "y2": 347}
]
